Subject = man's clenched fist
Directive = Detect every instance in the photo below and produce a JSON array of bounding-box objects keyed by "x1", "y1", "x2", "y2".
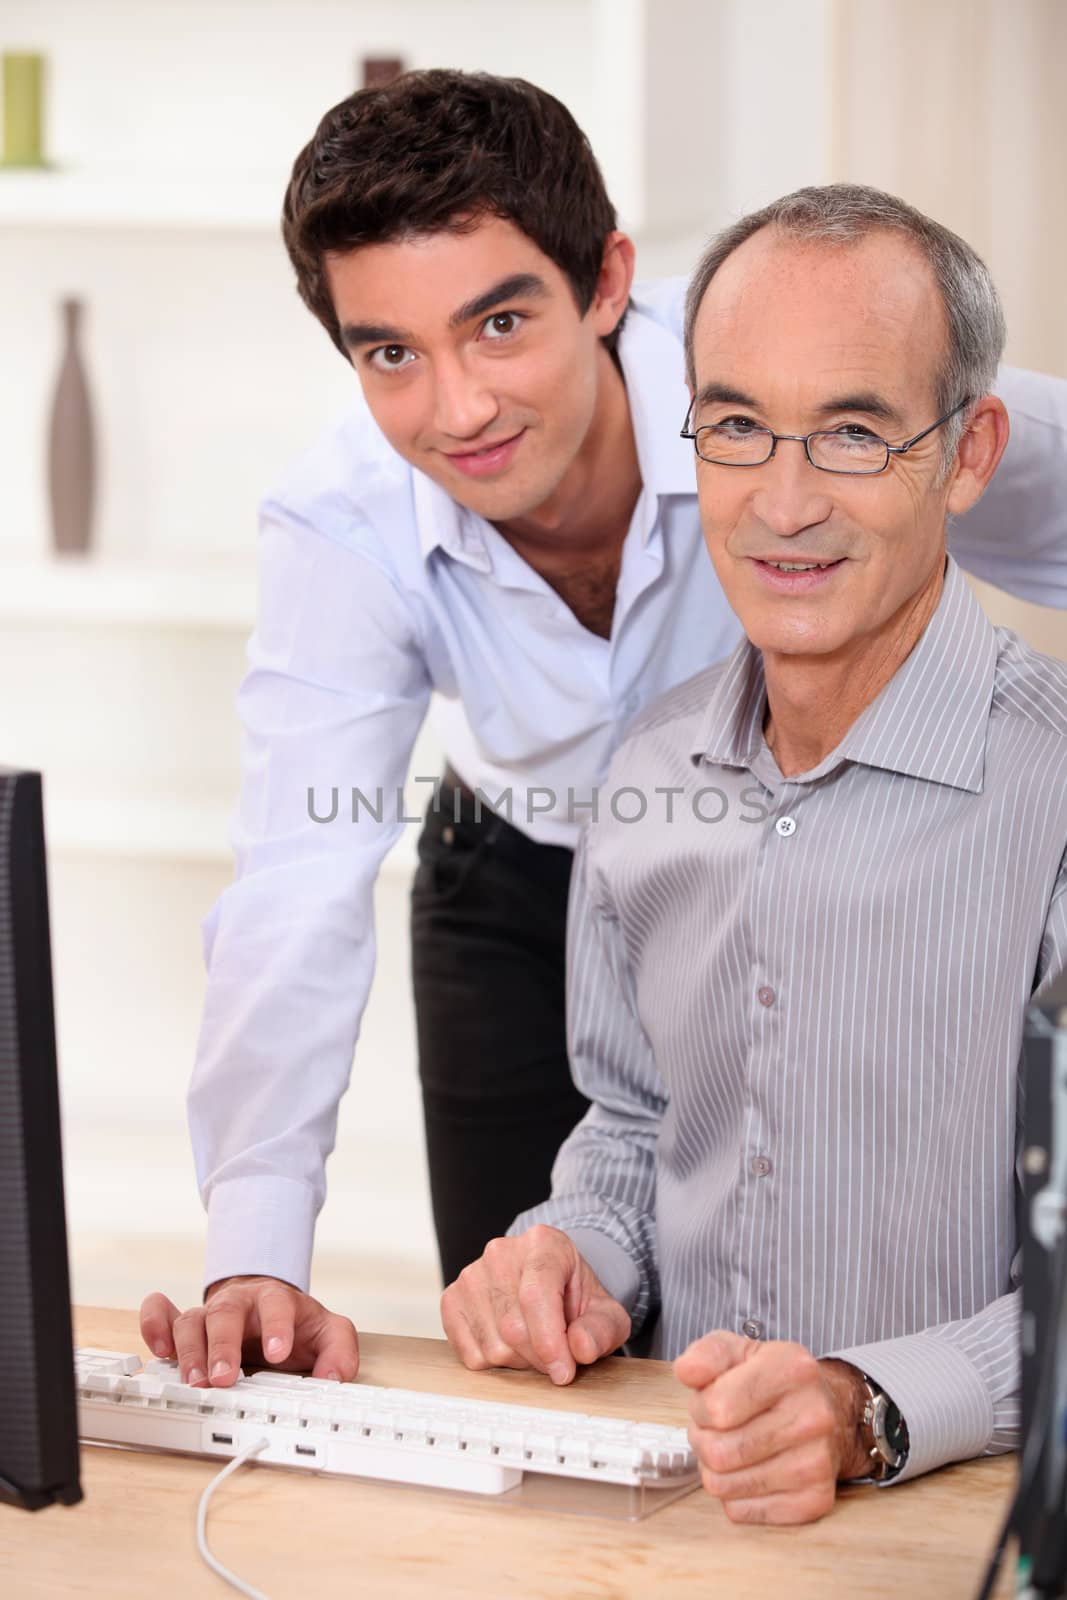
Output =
[
  {"x1": 675, "y1": 1331, "x2": 873, "y2": 1524},
  {"x1": 441, "y1": 1225, "x2": 631, "y2": 1383}
]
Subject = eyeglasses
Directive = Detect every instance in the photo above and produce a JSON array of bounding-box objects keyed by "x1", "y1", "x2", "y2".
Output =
[{"x1": 679, "y1": 398, "x2": 970, "y2": 476}]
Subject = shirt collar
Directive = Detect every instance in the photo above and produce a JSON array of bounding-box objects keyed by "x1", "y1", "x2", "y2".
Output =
[
  {"x1": 691, "y1": 555, "x2": 999, "y2": 795},
  {"x1": 410, "y1": 465, "x2": 491, "y2": 572},
  {"x1": 617, "y1": 301, "x2": 699, "y2": 504},
  {"x1": 412, "y1": 300, "x2": 694, "y2": 568}
]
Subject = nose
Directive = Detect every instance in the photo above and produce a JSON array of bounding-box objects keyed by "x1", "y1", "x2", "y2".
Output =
[
  {"x1": 749, "y1": 437, "x2": 835, "y2": 539},
  {"x1": 432, "y1": 354, "x2": 500, "y2": 441}
]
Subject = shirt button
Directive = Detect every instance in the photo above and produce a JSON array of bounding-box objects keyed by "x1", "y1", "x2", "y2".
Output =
[
  {"x1": 623, "y1": 693, "x2": 640, "y2": 716},
  {"x1": 757, "y1": 985, "x2": 775, "y2": 1007},
  {"x1": 775, "y1": 815, "x2": 797, "y2": 837},
  {"x1": 741, "y1": 1319, "x2": 764, "y2": 1340},
  {"x1": 751, "y1": 1155, "x2": 772, "y2": 1177}
]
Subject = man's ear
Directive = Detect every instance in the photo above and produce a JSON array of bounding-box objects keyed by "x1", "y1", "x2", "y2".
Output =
[
  {"x1": 590, "y1": 231, "x2": 636, "y2": 339},
  {"x1": 945, "y1": 394, "x2": 1011, "y2": 517}
]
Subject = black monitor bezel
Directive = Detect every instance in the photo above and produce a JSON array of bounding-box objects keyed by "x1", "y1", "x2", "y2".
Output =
[{"x1": 0, "y1": 768, "x2": 82, "y2": 1510}]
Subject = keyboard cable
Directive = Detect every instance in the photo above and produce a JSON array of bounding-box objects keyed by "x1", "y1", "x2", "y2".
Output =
[{"x1": 196, "y1": 1436, "x2": 274, "y2": 1599}]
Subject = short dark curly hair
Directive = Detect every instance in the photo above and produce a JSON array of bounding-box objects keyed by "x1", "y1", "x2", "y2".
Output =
[{"x1": 282, "y1": 69, "x2": 623, "y2": 359}]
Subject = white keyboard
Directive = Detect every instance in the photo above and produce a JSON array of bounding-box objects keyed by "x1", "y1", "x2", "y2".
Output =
[{"x1": 75, "y1": 1348, "x2": 697, "y2": 1498}]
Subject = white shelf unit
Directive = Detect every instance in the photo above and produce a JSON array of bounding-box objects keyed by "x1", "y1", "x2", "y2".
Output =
[
  {"x1": 44, "y1": 785, "x2": 237, "y2": 863},
  {"x1": 41, "y1": 782, "x2": 421, "y2": 874},
  {"x1": 0, "y1": 554, "x2": 427, "y2": 874},
  {"x1": 0, "y1": 169, "x2": 284, "y2": 230},
  {"x1": 0, "y1": 556, "x2": 258, "y2": 629}
]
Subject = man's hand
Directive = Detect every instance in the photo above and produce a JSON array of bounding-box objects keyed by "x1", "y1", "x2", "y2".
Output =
[
  {"x1": 139, "y1": 1276, "x2": 360, "y2": 1388},
  {"x1": 441, "y1": 1225, "x2": 631, "y2": 1384},
  {"x1": 674, "y1": 1332, "x2": 871, "y2": 1525}
]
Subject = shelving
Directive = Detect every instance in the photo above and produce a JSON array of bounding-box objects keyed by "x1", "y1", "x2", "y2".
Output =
[
  {"x1": 0, "y1": 169, "x2": 284, "y2": 230},
  {"x1": 42, "y1": 778, "x2": 421, "y2": 875},
  {"x1": 44, "y1": 784, "x2": 238, "y2": 862},
  {"x1": 1, "y1": 553, "x2": 431, "y2": 878},
  {"x1": 0, "y1": 556, "x2": 257, "y2": 630}
]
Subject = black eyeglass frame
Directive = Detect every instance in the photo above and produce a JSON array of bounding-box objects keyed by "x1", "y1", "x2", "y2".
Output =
[{"x1": 679, "y1": 397, "x2": 972, "y2": 475}]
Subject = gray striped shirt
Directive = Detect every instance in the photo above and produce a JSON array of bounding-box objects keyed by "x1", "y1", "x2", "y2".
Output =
[{"x1": 515, "y1": 555, "x2": 1067, "y2": 1483}]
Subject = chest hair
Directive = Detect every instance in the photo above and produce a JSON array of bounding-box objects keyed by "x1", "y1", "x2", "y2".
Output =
[{"x1": 540, "y1": 554, "x2": 622, "y2": 640}]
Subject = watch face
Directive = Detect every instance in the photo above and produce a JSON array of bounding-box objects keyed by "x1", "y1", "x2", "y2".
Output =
[{"x1": 883, "y1": 1399, "x2": 909, "y2": 1458}]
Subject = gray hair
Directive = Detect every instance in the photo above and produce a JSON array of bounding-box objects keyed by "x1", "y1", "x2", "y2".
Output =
[{"x1": 683, "y1": 183, "x2": 1006, "y2": 469}]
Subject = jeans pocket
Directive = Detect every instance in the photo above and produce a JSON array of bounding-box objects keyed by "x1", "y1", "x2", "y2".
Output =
[{"x1": 413, "y1": 807, "x2": 492, "y2": 906}]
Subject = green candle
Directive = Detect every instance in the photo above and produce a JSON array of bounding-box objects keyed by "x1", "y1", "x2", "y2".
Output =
[{"x1": 2, "y1": 52, "x2": 46, "y2": 168}]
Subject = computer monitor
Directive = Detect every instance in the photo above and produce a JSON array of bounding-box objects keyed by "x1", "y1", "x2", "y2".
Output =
[
  {"x1": 1018, "y1": 967, "x2": 1067, "y2": 1592},
  {"x1": 0, "y1": 767, "x2": 82, "y2": 1510}
]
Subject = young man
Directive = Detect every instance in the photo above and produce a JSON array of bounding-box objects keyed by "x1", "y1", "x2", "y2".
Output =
[
  {"x1": 141, "y1": 73, "x2": 1067, "y2": 1389},
  {"x1": 441, "y1": 182, "x2": 1067, "y2": 1521}
]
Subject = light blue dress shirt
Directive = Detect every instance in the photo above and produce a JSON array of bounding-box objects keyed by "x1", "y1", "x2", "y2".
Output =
[{"x1": 189, "y1": 277, "x2": 1067, "y2": 1293}]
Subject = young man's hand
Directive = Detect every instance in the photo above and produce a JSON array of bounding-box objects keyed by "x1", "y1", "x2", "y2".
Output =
[
  {"x1": 675, "y1": 1332, "x2": 872, "y2": 1524},
  {"x1": 139, "y1": 1276, "x2": 359, "y2": 1387},
  {"x1": 441, "y1": 1225, "x2": 631, "y2": 1383}
]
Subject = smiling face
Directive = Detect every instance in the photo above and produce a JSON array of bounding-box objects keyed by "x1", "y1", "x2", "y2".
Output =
[
  {"x1": 688, "y1": 225, "x2": 960, "y2": 665},
  {"x1": 324, "y1": 215, "x2": 626, "y2": 525}
]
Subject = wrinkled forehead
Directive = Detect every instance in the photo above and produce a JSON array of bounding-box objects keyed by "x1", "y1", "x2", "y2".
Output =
[{"x1": 691, "y1": 226, "x2": 948, "y2": 411}]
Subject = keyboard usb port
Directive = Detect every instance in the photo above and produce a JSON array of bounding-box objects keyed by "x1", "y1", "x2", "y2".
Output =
[
  {"x1": 295, "y1": 1445, "x2": 317, "y2": 1458},
  {"x1": 211, "y1": 1432, "x2": 234, "y2": 1445}
]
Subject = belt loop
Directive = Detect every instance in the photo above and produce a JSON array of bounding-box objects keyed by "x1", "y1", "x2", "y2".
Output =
[{"x1": 443, "y1": 764, "x2": 513, "y2": 847}]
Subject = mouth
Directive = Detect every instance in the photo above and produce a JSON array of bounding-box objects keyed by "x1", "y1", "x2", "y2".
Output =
[
  {"x1": 443, "y1": 429, "x2": 526, "y2": 479},
  {"x1": 751, "y1": 556, "x2": 846, "y2": 593}
]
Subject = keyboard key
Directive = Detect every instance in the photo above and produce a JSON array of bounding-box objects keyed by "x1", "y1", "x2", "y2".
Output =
[
  {"x1": 244, "y1": 1372, "x2": 309, "y2": 1391},
  {"x1": 521, "y1": 1430, "x2": 560, "y2": 1464},
  {"x1": 296, "y1": 1401, "x2": 335, "y2": 1427},
  {"x1": 79, "y1": 1350, "x2": 143, "y2": 1376},
  {"x1": 117, "y1": 1375, "x2": 165, "y2": 1399}
]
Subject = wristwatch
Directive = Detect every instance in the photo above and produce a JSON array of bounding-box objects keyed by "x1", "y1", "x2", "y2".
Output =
[{"x1": 856, "y1": 1372, "x2": 909, "y2": 1481}]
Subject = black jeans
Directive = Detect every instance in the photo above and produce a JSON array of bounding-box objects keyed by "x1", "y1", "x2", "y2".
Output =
[{"x1": 411, "y1": 777, "x2": 589, "y2": 1287}]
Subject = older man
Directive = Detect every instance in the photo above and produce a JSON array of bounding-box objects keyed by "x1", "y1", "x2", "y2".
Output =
[{"x1": 441, "y1": 184, "x2": 1067, "y2": 1524}]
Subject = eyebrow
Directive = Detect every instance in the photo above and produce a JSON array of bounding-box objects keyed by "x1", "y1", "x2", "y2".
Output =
[
  {"x1": 694, "y1": 382, "x2": 759, "y2": 412},
  {"x1": 693, "y1": 381, "x2": 905, "y2": 430},
  {"x1": 447, "y1": 272, "x2": 550, "y2": 330},
  {"x1": 341, "y1": 319, "x2": 414, "y2": 350},
  {"x1": 816, "y1": 391, "x2": 905, "y2": 428},
  {"x1": 340, "y1": 272, "x2": 550, "y2": 352}
]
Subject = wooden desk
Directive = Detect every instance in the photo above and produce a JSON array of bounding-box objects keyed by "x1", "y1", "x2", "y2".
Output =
[{"x1": 1, "y1": 1307, "x2": 1014, "y2": 1598}]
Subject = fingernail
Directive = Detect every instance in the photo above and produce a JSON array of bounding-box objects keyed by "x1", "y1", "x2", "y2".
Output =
[
  {"x1": 548, "y1": 1362, "x2": 572, "y2": 1384},
  {"x1": 152, "y1": 1340, "x2": 169, "y2": 1358},
  {"x1": 265, "y1": 1337, "x2": 284, "y2": 1359},
  {"x1": 210, "y1": 1360, "x2": 230, "y2": 1380},
  {"x1": 187, "y1": 1367, "x2": 205, "y2": 1386},
  {"x1": 325, "y1": 1370, "x2": 341, "y2": 1383}
]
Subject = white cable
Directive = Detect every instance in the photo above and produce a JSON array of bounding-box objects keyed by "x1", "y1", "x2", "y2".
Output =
[{"x1": 195, "y1": 1438, "x2": 273, "y2": 1599}]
